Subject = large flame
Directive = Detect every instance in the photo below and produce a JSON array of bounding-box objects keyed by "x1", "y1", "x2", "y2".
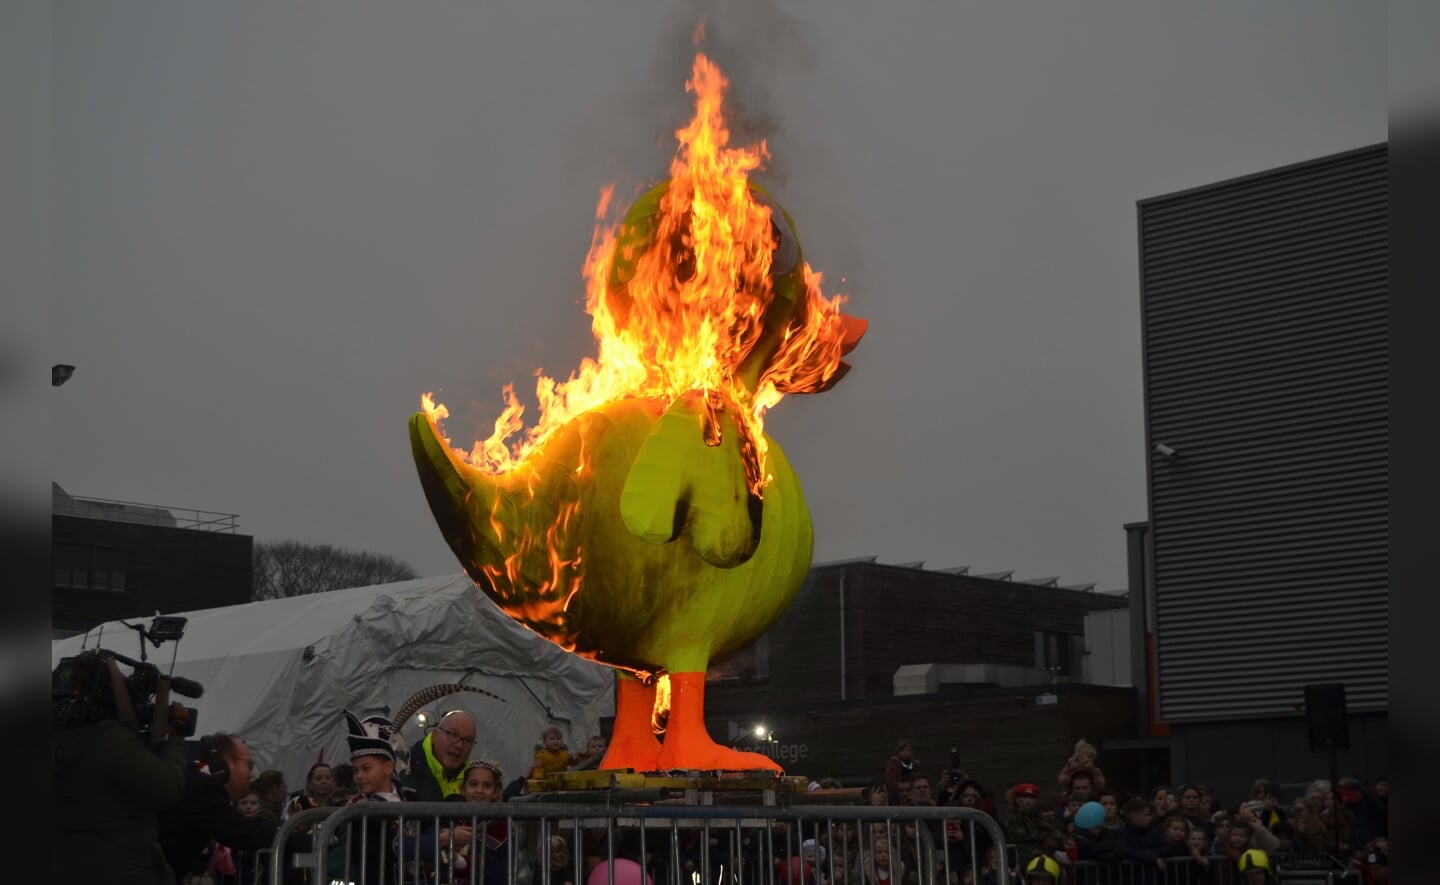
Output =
[{"x1": 424, "y1": 51, "x2": 857, "y2": 492}]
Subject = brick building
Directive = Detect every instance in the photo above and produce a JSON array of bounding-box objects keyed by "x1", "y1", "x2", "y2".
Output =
[{"x1": 702, "y1": 558, "x2": 1140, "y2": 798}]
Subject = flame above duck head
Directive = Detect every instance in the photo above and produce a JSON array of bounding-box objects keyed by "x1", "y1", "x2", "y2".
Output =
[{"x1": 424, "y1": 50, "x2": 865, "y2": 493}]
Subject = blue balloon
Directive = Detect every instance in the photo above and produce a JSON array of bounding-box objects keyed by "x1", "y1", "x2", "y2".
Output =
[{"x1": 1075, "y1": 801, "x2": 1106, "y2": 829}]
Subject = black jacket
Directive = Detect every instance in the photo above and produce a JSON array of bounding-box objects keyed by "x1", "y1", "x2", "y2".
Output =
[
  {"x1": 52, "y1": 716, "x2": 189, "y2": 885},
  {"x1": 1075, "y1": 825, "x2": 1120, "y2": 863},
  {"x1": 1112, "y1": 823, "x2": 1171, "y2": 885},
  {"x1": 1115, "y1": 823, "x2": 1168, "y2": 864},
  {"x1": 157, "y1": 766, "x2": 277, "y2": 883}
]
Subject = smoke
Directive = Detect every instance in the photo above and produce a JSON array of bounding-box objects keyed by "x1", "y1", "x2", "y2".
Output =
[
  {"x1": 558, "y1": 0, "x2": 864, "y2": 318},
  {"x1": 632, "y1": 1, "x2": 866, "y2": 327},
  {"x1": 669, "y1": 2, "x2": 865, "y2": 313},
  {"x1": 589, "y1": 0, "x2": 822, "y2": 198},
  {"x1": 655, "y1": 0, "x2": 819, "y2": 179}
]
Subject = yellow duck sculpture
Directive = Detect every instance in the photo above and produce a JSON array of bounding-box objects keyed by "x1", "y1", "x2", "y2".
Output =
[{"x1": 410, "y1": 53, "x2": 865, "y2": 773}]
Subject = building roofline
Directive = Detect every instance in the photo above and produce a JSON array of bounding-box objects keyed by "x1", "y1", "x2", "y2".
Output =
[
  {"x1": 810, "y1": 558, "x2": 1123, "y2": 601},
  {"x1": 811, "y1": 555, "x2": 879, "y2": 568},
  {"x1": 1136, "y1": 141, "x2": 1386, "y2": 207}
]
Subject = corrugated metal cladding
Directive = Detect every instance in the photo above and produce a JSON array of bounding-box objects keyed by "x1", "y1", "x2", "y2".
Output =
[{"x1": 1138, "y1": 144, "x2": 1387, "y2": 723}]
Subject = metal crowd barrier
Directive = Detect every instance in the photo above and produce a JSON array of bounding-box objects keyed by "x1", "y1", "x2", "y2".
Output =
[
  {"x1": 1000, "y1": 848, "x2": 1356, "y2": 885},
  {"x1": 262, "y1": 806, "x2": 338, "y2": 885},
  {"x1": 260, "y1": 804, "x2": 1362, "y2": 885},
  {"x1": 1060, "y1": 855, "x2": 1230, "y2": 885},
  {"x1": 273, "y1": 802, "x2": 1013, "y2": 885}
]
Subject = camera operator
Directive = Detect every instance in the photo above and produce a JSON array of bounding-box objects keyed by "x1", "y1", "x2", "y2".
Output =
[
  {"x1": 157, "y1": 733, "x2": 278, "y2": 884},
  {"x1": 52, "y1": 652, "x2": 193, "y2": 885}
]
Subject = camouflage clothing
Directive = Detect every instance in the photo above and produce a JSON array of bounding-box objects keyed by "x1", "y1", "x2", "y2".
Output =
[{"x1": 1004, "y1": 808, "x2": 1064, "y2": 868}]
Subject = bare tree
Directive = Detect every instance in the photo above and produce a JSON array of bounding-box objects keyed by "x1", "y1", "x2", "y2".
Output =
[{"x1": 252, "y1": 540, "x2": 419, "y2": 600}]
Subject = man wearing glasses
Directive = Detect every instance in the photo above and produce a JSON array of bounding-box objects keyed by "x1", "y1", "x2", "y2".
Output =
[
  {"x1": 403, "y1": 710, "x2": 478, "y2": 801},
  {"x1": 157, "y1": 733, "x2": 277, "y2": 883}
]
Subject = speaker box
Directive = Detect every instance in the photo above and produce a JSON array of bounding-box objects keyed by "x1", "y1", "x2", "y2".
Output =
[{"x1": 1304, "y1": 683, "x2": 1350, "y2": 751}]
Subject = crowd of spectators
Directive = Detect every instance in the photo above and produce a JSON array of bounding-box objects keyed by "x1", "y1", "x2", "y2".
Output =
[
  {"x1": 852, "y1": 737, "x2": 1390, "y2": 885},
  {"x1": 100, "y1": 719, "x2": 1389, "y2": 885}
]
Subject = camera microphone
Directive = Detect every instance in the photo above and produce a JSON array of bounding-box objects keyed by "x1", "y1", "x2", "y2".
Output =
[{"x1": 164, "y1": 675, "x2": 205, "y2": 699}]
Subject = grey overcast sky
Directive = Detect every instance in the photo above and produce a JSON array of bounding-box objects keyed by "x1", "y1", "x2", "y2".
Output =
[{"x1": 49, "y1": 1, "x2": 1384, "y2": 593}]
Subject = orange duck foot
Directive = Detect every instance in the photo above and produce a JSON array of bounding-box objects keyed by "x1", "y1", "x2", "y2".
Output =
[
  {"x1": 597, "y1": 674, "x2": 663, "y2": 772},
  {"x1": 657, "y1": 737, "x2": 782, "y2": 773},
  {"x1": 654, "y1": 671, "x2": 782, "y2": 773}
]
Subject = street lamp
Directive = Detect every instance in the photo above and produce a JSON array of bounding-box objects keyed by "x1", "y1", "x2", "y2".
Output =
[{"x1": 52, "y1": 364, "x2": 76, "y2": 387}]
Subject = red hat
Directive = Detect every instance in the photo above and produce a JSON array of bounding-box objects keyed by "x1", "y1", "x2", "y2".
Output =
[{"x1": 1014, "y1": 783, "x2": 1041, "y2": 798}]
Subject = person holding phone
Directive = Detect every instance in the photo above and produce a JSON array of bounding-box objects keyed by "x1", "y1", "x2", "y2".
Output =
[
  {"x1": 1233, "y1": 801, "x2": 1282, "y2": 853},
  {"x1": 937, "y1": 747, "x2": 970, "y2": 805}
]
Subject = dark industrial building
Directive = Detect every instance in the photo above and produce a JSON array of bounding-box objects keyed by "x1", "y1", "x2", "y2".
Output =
[
  {"x1": 722, "y1": 143, "x2": 1392, "y2": 803},
  {"x1": 1130, "y1": 143, "x2": 1388, "y2": 802},
  {"x1": 704, "y1": 558, "x2": 1138, "y2": 797},
  {"x1": 52, "y1": 483, "x2": 253, "y2": 638}
]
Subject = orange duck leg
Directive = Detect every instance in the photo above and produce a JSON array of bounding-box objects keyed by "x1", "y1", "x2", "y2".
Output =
[
  {"x1": 597, "y1": 674, "x2": 663, "y2": 772},
  {"x1": 655, "y1": 672, "x2": 781, "y2": 772}
]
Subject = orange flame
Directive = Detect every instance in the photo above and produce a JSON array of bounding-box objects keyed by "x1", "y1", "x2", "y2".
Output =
[{"x1": 425, "y1": 51, "x2": 858, "y2": 492}]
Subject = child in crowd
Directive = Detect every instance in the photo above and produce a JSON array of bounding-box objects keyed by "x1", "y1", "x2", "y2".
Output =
[
  {"x1": 884, "y1": 740, "x2": 921, "y2": 798},
  {"x1": 530, "y1": 725, "x2": 580, "y2": 779},
  {"x1": 1097, "y1": 790, "x2": 1123, "y2": 830},
  {"x1": 1221, "y1": 823, "x2": 1254, "y2": 868},
  {"x1": 438, "y1": 760, "x2": 509, "y2": 885},
  {"x1": 1161, "y1": 815, "x2": 1190, "y2": 853},
  {"x1": 214, "y1": 789, "x2": 266, "y2": 885},
  {"x1": 1057, "y1": 739, "x2": 1106, "y2": 791},
  {"x1": 534, "y1": 835, "x2": 578, "y2": 885},
  {"x1": 568, "y1": 734, "x2": 608, "y2": 771},
  {"x1": 1005, "y1": 783, "x2": 1065, "y2": 873},
  {"x1": 1115, "y1": 797, "x2": 1168, "y2": 878},
  {"x1": 330, "y1": 709, "x2": 414, "y2": 885},
  {"x1": 859, "y1": 837, "x2": 903, "y2": 885},
  {"x1": 779, "y1": 838, "x2": 824, "y2": 885},
  {"x1": 235, "y1": 789, "x2": 262, "y2": 818},
  {"x1": 1237, "y1": 848, "x2": 1274, "y2": 885},
  {"x1": 1186, "y1": 828, "x2": 1207, "y2": 857}
]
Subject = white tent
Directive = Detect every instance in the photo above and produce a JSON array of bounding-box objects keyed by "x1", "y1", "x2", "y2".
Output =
[{"x1": 51, "y1": 574, "x2": 616, "y2": 789}]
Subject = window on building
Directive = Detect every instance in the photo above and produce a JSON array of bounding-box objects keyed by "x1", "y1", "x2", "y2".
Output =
[
  {"x1": 54, "y1": 544, "x2": 91, "y2": 589},
  {"x1": 1034, "y1": 630, "x2": 1081, "y2": 677},
  {"x1": 53, "y1": 544, "x2": 129, "y2": 592},
  {"x1": 91, "y1": 547, "x2": 128, "y2": 591}
]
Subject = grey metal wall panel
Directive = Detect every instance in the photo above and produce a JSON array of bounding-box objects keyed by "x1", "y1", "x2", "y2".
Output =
[
  {"x1": 1138, "y1": 144, "x2": 1387, "y2": 723},
  {"x1": 1169, "y1": 713, "x2": 1388, "y2": 808}
]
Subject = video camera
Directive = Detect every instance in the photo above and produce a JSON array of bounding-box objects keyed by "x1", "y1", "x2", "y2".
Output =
[{"x1": 52, "y1": 615, "x2": 204, "y2": 739}]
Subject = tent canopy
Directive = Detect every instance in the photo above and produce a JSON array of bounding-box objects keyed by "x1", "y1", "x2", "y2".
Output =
[{"x1": 51, "y1": 574, "x2": 615, "y2": 788}]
